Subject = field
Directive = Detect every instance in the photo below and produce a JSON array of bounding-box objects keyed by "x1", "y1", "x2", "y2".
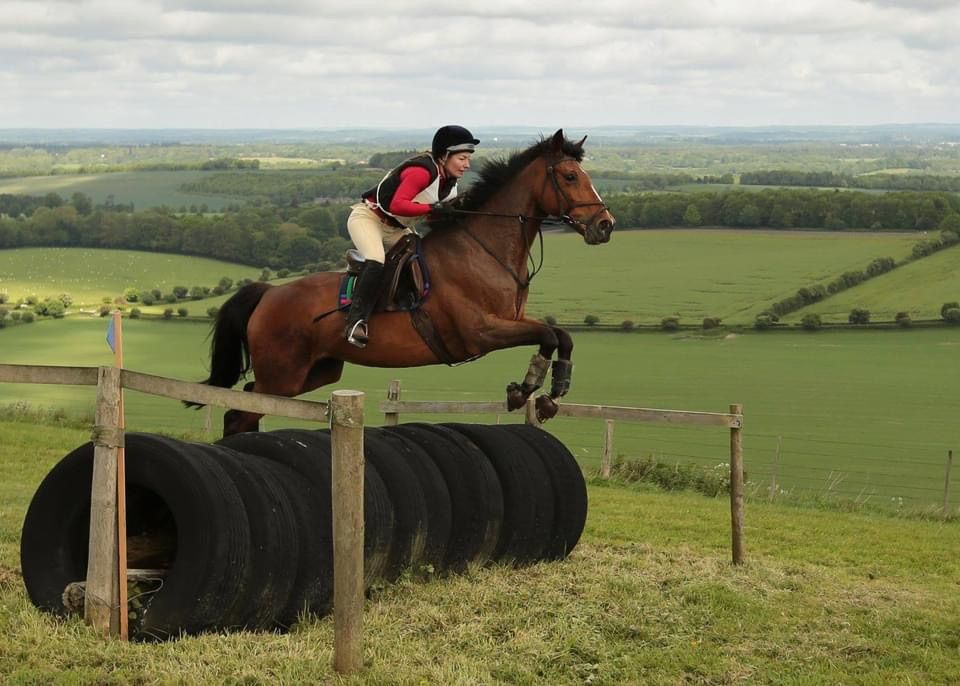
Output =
[
  {"x1": 1, "y1": 419, "x2": 958, "y2": 683},
  {"x1": 786, "y1": 245, "x2": 960, "y2": 323},
  {"x1": 0, "y1": 248, "x2": 264, "y2": 307},
  {"x1": 0, "y1": 171, "x2": 238, "y2": 210},
  {"x1": 524, "y1": 229, "x2": 920, "y2": 325},
  {"x1": 0, "y1": 317, "x2": 957, "y2": 508}
]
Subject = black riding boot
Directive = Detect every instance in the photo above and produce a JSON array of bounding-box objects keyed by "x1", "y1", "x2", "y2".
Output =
[{"x1": 344, "y1": 260, "x2": 384, "y2": 348}]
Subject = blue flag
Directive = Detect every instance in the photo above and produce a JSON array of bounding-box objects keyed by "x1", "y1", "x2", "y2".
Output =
[{"x1": 106, "y1": 316, "x2": 116, "y2": 353}]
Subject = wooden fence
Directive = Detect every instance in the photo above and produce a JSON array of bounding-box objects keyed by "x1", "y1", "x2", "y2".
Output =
[
  {"x1": 380, "y1": 379, "x2": 746, "y2": 565},
  {"x1": 0, "y1": 363, "x2": 365, "y2": 673}
]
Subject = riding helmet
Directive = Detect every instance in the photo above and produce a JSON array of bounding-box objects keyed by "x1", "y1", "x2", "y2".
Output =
[{"x1": 432, "y1": 125, "x2": 480, "y2": 159}]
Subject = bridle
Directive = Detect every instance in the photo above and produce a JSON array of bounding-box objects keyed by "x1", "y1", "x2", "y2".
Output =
[{"x1": 448, "y1": 156, "x2": 610, "y2": 296}]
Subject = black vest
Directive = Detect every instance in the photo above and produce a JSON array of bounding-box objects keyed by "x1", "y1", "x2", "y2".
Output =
[{"x1": 362, "y1": 154, "x2": 457, "y2": 216}]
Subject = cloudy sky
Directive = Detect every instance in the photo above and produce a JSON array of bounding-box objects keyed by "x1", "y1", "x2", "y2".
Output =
[{"x1": 1, "y1": 0, "x2": 958, "y2": 129}]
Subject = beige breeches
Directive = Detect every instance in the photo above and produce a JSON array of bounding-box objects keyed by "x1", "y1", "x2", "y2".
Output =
[{"x1": 347, "y1": 203, "x2": 414, "y2": 264}]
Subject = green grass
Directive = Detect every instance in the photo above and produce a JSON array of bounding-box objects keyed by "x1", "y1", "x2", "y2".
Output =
[
  {"x1": 0, "y1": 171, "x2": 238, "y2": 210},
  {"x1": 0, "y1": 248, "x2": 263, "y2": 307},
  {"x1": 526, "y1": 229, "x2": 919, "y2": 324},
  {"x1": 1, "y1": 423, "x2": 958, "y2": 684},
  {"x1": 0, "y1": 318, "x2": 957, "y2": 509},
  {"x1": 786, "y1": 245, "x2": 960, "y2": 323}
]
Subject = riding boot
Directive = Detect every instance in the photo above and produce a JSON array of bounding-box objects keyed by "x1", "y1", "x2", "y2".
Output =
[{"x1": 344, "y1": 260, "x2": 385, "y2": 348}]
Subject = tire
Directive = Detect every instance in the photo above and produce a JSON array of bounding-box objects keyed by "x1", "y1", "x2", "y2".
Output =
[
  {"x1": 441, "y1": 424, "x2": 554, "y2": 564},
  {"x1": 363, "y1": 428, "x2": 430, "y2": 580},
  {"x1": 500, "y1": 425, "x2": 587, "y2": 560},
  {"x1": 363, "y1": 428, "x2": 450, "y2": 572},
  {"x1": 21, "y1": 433, "x2": 251, "y2": 640},
  {"x1": 266, "y1": 429, "x2": 395, "y2": 591},
  {"x1": 385, "y1": 424, "x2": 503, "y2": 572},
  {"x1": 197, "y1": 443, "x2": 300, "y2": 631},
  {"x1": 215, "y1": 431, "x2": 332, "y2": 625}
]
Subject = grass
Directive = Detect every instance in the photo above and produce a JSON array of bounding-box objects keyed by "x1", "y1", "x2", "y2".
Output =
[
  {"x1": 525, "y1": 228, "x2": 920, "y2": 324},
  {"x1": 0, "y1": 318, "x2": 958, "y2": 509},
  {"x1": 0, "y1": 248, "x2": 263, "y2": 307},
  {"x1": 0, "y1": 171, "x2": 238, "y2": 210},
  {"x1": 0, "y1": 422, "x2": 958, "y2": 684},
  {"x1": 786, "y1": 245, "x2": 960, "y2": 323}
]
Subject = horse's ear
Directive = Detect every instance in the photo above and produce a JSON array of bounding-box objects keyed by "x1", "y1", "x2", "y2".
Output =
[
  {"x1": 550, "y1": 129, "x2": 565, "y2": 152},
  {"x1": 574, "y1": 135, "x2": 587, "y2": 149}
]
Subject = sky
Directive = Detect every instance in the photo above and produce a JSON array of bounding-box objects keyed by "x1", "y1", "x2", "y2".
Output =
[{"x1": 1, "y1": 0, "x2": 958, "y2": 129}]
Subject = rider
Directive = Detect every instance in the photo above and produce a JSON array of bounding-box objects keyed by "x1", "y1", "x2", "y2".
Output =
[{"x1": 343, "y1": 124, "x2": 479, "y2": 348}]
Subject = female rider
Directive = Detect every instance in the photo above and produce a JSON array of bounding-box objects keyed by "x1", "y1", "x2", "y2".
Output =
[{"x1": 343, "y1": 124, "x2": 479, "y2": 347}]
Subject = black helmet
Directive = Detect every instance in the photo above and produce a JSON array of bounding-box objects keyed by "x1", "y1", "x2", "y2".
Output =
[{"x1": 432, "y1": 125, "x2": 480, "y2": 159}]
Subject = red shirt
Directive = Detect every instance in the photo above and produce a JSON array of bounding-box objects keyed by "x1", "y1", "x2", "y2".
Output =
[{"x1": 387, "y1": 166, "x2": 435, "y2": 217}]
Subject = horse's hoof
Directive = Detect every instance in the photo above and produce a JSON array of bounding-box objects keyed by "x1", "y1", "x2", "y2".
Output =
[
  {"x1": 506, "y1": 384, "x2": 527, "y2": 411},
  {"x1": 535, "y1": 395, "x2": 559, "y2": 422}
]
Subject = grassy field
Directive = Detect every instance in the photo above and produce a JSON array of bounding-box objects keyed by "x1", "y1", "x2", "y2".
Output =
[
  {"x1": 786, "y1": 245, "x2": 960, "y2": 323},
  {"x1": 1, "y1": 420, "x2": 958, "y2": 684},
  {"x1": 0, "y1": 318, "x2": 957, "y2": 508},
  {"x1": 0, "y1": 248, "x2": 263, "y2": 307},
  {"x1": 524, "y1": 229, "x2": 920, "y2": 325},
  {"x1": 0, "y1": 171, "x2": 238, "y2": 210}
]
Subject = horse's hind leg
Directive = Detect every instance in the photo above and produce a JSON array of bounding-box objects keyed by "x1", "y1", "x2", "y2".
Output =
[{"x1": 223, "y1": 381, "x2": 262, "y2": 436}]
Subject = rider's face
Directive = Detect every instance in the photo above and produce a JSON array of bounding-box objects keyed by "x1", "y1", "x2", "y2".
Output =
[{"x1": 443, "y1": 152, "x2": 472, "y2": 178}]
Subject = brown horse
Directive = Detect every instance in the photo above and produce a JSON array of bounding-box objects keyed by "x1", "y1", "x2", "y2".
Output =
[{"x1": 194, "y1": 129, "x2": 615, "y2": 436}]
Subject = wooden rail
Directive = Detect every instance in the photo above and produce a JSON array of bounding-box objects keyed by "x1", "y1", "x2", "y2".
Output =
[{"x1": 379, "y1": 380, "x2": 746, "y2": 566}]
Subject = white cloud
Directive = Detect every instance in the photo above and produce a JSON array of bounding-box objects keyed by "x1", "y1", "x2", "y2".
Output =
[{"x1": 0, "y1": 0, "x2": 957, "y2": 128}]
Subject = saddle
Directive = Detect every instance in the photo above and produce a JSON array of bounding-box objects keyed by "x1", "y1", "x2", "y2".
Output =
[{"x1": 341, "y1": 234, "x2": 430, "y2": 312}]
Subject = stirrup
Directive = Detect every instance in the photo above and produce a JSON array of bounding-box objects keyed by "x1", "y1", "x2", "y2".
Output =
[{"x1": 346, "y1": 319, "x2": 369, "y2": 348}]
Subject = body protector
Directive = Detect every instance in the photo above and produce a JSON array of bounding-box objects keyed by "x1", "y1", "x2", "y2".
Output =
[{"x1": 362, "y1": 154, "x2": 458, "y2": 228}]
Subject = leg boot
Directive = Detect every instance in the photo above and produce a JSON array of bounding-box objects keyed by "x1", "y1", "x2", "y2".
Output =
[{"x1": 343, "y1": 260, "x2": 385, "y2": 348}]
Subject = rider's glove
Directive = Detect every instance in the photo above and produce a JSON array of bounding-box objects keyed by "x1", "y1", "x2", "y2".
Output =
[{"x1": 428, "y1": 202, "x2": 457, "y2": 221}]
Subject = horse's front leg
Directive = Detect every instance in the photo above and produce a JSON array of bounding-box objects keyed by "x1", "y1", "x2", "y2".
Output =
[
  {"x1": 469, "y1": 316, "x2": 570, "y2": 420},
  {"x1": 533, "y1": 326, "x2": 574, "y2": 422}
]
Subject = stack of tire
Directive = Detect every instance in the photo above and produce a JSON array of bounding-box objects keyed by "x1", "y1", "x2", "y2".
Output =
[{"x1": 20, "y1": 423, "x2": 586, "y2": 640}]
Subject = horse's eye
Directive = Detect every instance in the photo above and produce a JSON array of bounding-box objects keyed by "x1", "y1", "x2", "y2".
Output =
[{"x1": 564, "y1": 172, "x2": 577, "y2": 182}]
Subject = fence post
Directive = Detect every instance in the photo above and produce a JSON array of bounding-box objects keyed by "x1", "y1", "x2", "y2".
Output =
[
  {"x1": 85, "y1": 366, "x2": 123, "y2": 636},
  {"x1": 384, "y1": 380, "x2": 401, "y2": 426},
  {"x1": 524, "y1": 396, "x2": 538, "y2": 425},
  {"x1": 944, "y1": 450, "x2": 954, "y2": 519},
  {"x1": 331, "y1": 390, "x2": 365, "y2": 674},
  {"x1": 600, "y1": 419, "x2": 615, "y2": 478},
  {"x1": 729, "y1": 403, "x2": 745, "y2": 566}
]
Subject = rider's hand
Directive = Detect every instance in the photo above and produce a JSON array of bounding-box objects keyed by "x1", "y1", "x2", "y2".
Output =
[{"x1": 428, "y1": 202, "x2": 457, "y2": 221}]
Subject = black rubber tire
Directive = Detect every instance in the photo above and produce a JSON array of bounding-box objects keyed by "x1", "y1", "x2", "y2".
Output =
[
  {"x1": 441, "y1": 423, "x2": 555, "y2": 564},
  {"x1": 499, "y1": 425, "x2": 588, "y2": 560},
  {"x1": 385, "y1": 424, "x2": 503, "y2": 572},
  {"x1": 215, "y1": 431, "x2": 331, "y2": 625},
  {"x1": 20, "y1": 433, "x2": 251, "y2": 640},
  {"x1": 364, "y1": 428, "x2": 450, "y2": 572},
  {"x1": 196, "y1": 443, "x2": 300, "y2": 631},
  {"x1": 363, "y1": 428, "x2": 431, "y2": 580},
  {"x1": 265, "y1": 429, "x2": 395, "y2": 591}
]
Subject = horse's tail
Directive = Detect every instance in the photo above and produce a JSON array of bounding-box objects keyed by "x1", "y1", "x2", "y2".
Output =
[{"x1": 185, "y1": 281, "x2": 272, "y2": 408}]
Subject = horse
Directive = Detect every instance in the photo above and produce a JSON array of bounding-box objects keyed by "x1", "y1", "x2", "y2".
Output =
[{"x1": 193, "y1": 129, "x2": 616, "y2": 436}]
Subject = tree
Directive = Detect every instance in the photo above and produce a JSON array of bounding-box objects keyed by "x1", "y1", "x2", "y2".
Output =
[
  {"x1": 163, "y1": 308, "x2": 174, "y2": 320},
  {"x1": 130, "y1": 308, "x2": 141, "y2": 319},
  {"x1": 620, "y1": 320, "x2": 636, "y2": 331},
  {"x1": 941, "y1": 302, "x2": 960, "y2": 319},
  {"x1": 661, "y1": 316, "x2": 680, "y2": 331},
  {"x1": 944, "y1": 308, "x2": 960, "y2": 325},
  {"x1": 177, "y1": 307, "x2": 189, "y2": 318},
  {"x1": 172, "y1": 285, "x2": 188, "y2": 299},
  {"x1": 702, "y1": 317, "x2": 721, "y2": 329},
  {"x1": 801, "y1": 313, "x2": 822, "y2": 331},
  {"x1": 682, "y1": 204, "x2": 702, "y2": 227},
  {"x1": 218, "y1": 276, "x2": 234, "y2": 291},
  {"x1": 207, "y1": 306, "x2": 220, "y2": 318},
  {"x1": 543, "y1": 315, "x2": 557, "y2": 326},
  {"x1": 895, "y1": 311, "x2": 912, "y2": 328},
  {"x1": 584, "y1": 314, "x2": 600, "y2": 326},
  {"x1": 848, "y1": 308, "x2": 870, "y2": 325}
]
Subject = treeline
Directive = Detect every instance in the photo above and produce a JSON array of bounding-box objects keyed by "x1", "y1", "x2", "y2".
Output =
[
  {"x1": 605, "y1": 188, "x2": 960, "y2": 232},
  {"x1": 590, "y1": 171, "x2": 734, "y2": 192},
  {"x1": 740, "y1": 170, "x2": 960, "y2": 192},
  {"x1": 178, "y1": 170, "x2": 382, "y2": 206},
  {"x1": 0, "y1": 157, "x2": 261, "y2": 179},
  {"x1": 0, "y1": 193, "x2": 352, "y2": 270}
]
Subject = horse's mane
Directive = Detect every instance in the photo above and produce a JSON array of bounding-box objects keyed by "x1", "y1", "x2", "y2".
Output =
[{"x1": 456, "y1": 135, "x2": 585, "y2": 213}]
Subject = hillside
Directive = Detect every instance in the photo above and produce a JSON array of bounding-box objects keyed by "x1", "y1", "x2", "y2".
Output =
[
  {"x1": 1, "y1": 422, "x2": 957, "y2": 683},
  {"x1": 786, "y1": 244, "x2": 960, "y2": 323}
]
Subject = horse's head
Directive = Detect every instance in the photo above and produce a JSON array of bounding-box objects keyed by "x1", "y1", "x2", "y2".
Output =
[{"x1": 536, "y1": 129, "x2": 616, "y2": 244}]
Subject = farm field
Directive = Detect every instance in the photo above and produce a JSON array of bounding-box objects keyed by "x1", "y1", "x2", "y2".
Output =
[
  {"x1": 786, "y1": 245, "x2": 960, "y2": 323},
  {"x1": 1, "y1": 422, "x2": 957, "y2": 684},
  {"x1": 0, "y1": 248, "x2": 264, "y2": 307},
  {"x1": 0, "y1": 171, "x2": 238, "y2": 210},
  {"x1": 524, "y1": 228, "x2": 920, "y2": 325},
  {"x1": 0, "y1": 318, "x2": 957, "y2": 508}
]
